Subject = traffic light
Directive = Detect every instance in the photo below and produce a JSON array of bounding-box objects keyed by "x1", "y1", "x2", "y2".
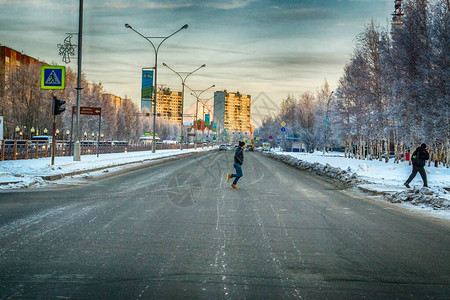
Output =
[{"x1": 52, "y1": 96, "x2": 66, "y2": 115}]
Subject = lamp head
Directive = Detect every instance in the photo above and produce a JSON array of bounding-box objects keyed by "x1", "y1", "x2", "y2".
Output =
[
  {"x1": 201, "y1": 64, "x2": 206, "y2": 68},
  {"x1": 162, "y1": 63, "x2": 168, "y2": 67},
  {"x1": 182, "y1": 24, "x2": 189, "y2": 30},
  {"x1": 125, "y1": 23, "x2": 132, "y2": 29},
  {"x1": 212, "y1": 84, "x2": 216, "y2": 87}
]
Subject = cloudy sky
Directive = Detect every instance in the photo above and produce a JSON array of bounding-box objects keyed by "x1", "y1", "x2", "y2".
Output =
[{"x1": 0, "y1": 0, "x2": 393, "y2": 125}]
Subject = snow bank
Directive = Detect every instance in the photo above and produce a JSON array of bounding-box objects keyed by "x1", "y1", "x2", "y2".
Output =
[
  {"x1": 384, "y1": 187, "x2": 450, "y2": 210},
  {"x1": 262, "y1": 151, "x2": 450, "y2": 211},
  {"x1": 262, "y1": 151, "x2": 363, "y2": 188}
]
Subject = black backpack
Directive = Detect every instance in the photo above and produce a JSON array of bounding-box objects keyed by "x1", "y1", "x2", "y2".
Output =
[{"x1": 412, "y1": 149, "x2": 426, "y2": 167}]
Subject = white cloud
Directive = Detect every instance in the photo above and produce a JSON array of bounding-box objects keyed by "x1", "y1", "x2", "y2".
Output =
[{"x1": 206, "y1": 0, "x2": 256, "y2": 10}]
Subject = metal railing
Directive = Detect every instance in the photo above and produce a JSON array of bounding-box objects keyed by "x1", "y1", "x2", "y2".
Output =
[{"x1": 0, "y1": 140, "x2": 213, "y2": 161}]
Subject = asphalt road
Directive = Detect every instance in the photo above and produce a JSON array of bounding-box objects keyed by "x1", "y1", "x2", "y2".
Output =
[{"x1": 0, "y1": 151, "x2": 449, "y2": 299}]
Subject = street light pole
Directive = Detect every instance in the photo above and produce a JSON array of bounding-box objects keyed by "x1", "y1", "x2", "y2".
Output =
[
  {"x1": 185, "y1": 84, "x2": 215, "y2": 149},
  {"x1": 162, "y1": 63, "x2": 206, "y2": 150},
  {"x1": 125, "y1": 23, "x2": 188, "y2": 153},
  {"x1": 73, "y1": 0, "x2": 84, "y2": 161},
  {"x1": 323, "y1": 91, "x2": 334, "y2": 155},
  {"x1": 198, "y1": 96, "x2": 213, "y2": 145}
]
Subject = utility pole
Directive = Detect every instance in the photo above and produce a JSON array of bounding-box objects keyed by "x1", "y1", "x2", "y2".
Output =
[{"x1": 73, "y1": 0, "x2": 83, "y2": 161}]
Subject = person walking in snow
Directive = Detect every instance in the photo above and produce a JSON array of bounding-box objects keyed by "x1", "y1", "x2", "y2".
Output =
[
  {"x1": 227, "y1": 141, "x2": 245, "y2": 189},
  {"x1": 404, "y1": 143, "x2": 429, "y2": 188}
]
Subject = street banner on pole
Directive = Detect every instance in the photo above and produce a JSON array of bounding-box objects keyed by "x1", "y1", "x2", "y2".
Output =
[
  {"x1": 142, "y1": 69, "x2": 154, "y2": 100},
  {"x1": 205, "y1": 114, "x2": 210, "y2": 126}
]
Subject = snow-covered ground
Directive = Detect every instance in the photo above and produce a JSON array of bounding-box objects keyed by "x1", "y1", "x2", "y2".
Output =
[
  {"x1": 0, "y1": 147, "x2": 449, "y2": 219},
  {"x1": 0, "y1": 147, "x2": 212, "y2": 189}
]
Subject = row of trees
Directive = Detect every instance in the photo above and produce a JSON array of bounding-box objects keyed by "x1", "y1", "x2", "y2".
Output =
[
  {"x1": 257, "y1": 0, "x2": 449, "y2": 166},
  {"x1": 255, "y1": 80, "x2": 332, "y2": 153},
  {"x1": 0, "y1": 63, "x2": 180, "y2": 141}
]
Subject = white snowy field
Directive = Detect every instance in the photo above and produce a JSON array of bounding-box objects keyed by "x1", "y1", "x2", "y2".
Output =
[{"x1": 0, "y1": 147, "x2": 448, "y2": 219}]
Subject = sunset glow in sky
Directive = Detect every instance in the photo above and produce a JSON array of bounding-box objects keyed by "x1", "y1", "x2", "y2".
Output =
[{"x1": 0, "y1": 0, "x2": 393, "y2": 125}]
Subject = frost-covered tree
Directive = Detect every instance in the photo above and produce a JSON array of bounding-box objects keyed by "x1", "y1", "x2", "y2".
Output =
[{"x1": 3, "y1": 63, "x2": 51, "y2": 139}]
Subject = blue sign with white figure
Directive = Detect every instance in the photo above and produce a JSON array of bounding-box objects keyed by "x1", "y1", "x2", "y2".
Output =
[{"x1": 41, "y1": 66, "x2": 65, "y2": 89}]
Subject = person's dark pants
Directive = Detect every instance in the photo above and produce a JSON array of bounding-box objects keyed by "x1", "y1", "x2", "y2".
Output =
[
  {"x1": 231, "y1": 163, "x2": 243, "y2": 185},
  {"x1": 405, "y1": 165, "x2": 428, "y2": 187}
]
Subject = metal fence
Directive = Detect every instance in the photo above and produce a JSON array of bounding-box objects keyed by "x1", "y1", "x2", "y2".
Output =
[{"x1": 0, "y1": 140, "x2": 210, "y2": 161}]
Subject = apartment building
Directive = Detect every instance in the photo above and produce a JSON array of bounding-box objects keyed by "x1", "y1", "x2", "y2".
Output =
[
  {"x1": 214, "y1": 90, "x2": 251, "y2": 139},
  {"x1": 104, "y1": 93, "x2": 125, "y2": 111},
  {"x1": 0, "y1": 44, "x2": 42, "y2": 96},
  {"x1": 152, "y1": 87, "x2": 182, "y2": 125},
  {"x1": 0, "y1": 44, "x2": 42, "y2": 80},
  {"x1": 0, "y1": 44, "x2": 130, "y2": 115}
]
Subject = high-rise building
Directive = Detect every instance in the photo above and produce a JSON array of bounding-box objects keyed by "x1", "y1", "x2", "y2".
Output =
[
  {"x1": 1, "y1": 45, "x2": 42, "y2": 93},
  {"x1": 152, "y1": 87, "x2": 182, "y2": 125},
  {"x1": 103, "y1": 93, "x2": 125, "y2": 111},
  {"x1": 214, "y1": 90, "x2": 251, "y2": 141},
  {"x1": 0, "y1": 44, "x2": 45, "y2": 117},
  {"x1": 0, "y1": 44, "x2": 42, "y2": 81}
]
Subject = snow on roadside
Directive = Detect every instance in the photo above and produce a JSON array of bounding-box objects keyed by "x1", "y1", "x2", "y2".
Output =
[
  {"x1": 262, "y1": 151, "x2": 450, "y2": 214},
  {"x1": 0, "y1": 147, "x2": 213, "y2": 190}
]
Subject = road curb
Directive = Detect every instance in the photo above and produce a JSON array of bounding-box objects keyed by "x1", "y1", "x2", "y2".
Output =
[
  {"x1": 357, "y1": 186, "x2": 391, "y2": 196},
  {"x1": 0, "y1": 180, "x2": 22, "y2": 186}
]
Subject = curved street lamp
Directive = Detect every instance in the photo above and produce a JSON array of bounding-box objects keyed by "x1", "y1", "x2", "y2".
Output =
[
  {"x1": 125, "y1": 23, "x2": 188, "y2": 153},
  {"x1": 185, "y1": 84, "x2": 215, "y2": 149},
  {"x1": 162, "y1": 62, "x2": 206, "y2": 149},
  {"x1": 198, "y1": 96, "x2": 214, "y2": 143}
]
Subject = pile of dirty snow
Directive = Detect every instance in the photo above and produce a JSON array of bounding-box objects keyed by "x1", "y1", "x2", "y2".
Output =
[
  {"x1": 384, "y1": 187, "x2": 450, "y2": 210},
  {"x1": 262, "y1": 152, "x2": 364, "y2": 188}
]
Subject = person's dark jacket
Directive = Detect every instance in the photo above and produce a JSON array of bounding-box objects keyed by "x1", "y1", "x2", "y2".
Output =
[
  {"x1": 412, "y1": 146, "x2": 429, "y2": 168},
  {"x1": 234, "y1": 146, "x2": 244, "y2": 165}
]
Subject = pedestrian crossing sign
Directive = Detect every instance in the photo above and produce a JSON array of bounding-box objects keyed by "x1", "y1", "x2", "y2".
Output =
[{"x1": 41, "y1": 66, "x2": 65, "y2": 89}]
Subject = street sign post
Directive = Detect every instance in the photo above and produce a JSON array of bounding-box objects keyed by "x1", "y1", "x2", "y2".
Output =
[
  {"x1": 41, "y1": 66, "x2": 65, "y2": 90},
  {"x1": 71, "y1": 106, "x2": 101, "y2": 116},
  {"x1": 71, "y1": 106, "x2": 102, "y2": 157}
]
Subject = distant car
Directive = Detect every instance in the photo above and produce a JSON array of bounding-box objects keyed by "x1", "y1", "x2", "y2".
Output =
[
  {"x1": 31, "y1": 136, "x2": 52, "y2": 150},
  {"x1": 219, "y1": 144, "x2": 228, "y2": 151}
]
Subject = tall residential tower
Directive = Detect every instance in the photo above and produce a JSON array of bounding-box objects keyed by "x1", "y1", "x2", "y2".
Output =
[
  {"x1": 154, "y1": 87, "x2": 182, "y2": 125},
  {"x1": 214, "y1": 90, "x2": 251, "y2": 142}
]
